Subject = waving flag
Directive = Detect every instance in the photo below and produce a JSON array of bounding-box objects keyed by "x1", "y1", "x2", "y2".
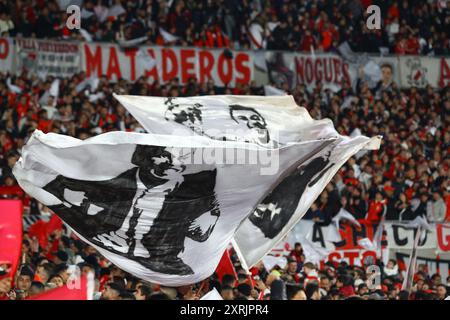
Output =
[
  {"x1": 13, "y1": 127, "x2": 332, "y2": 286},
  {"x1": 215, "y1": 248, "x2": 237, "y2": 282},
  {"x1": 113, "y1": 94, "x2": 342, "y2": 147},
  {"x1": 0, "y1": 200, "x2": 23, "y2": 280},
  {"x1": 28, "y1": 273, "x2": 94, "y2": 300},
  {"x1": 114, "y1": 94, "x2": 381, "y2": 270}
]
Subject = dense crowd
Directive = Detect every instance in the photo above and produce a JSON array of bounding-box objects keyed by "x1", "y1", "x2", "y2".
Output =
[
  {"x1": 0, "y1": 59, "x2": 449, "y2": 299},
  {"x1": 0, "y1": 0, "x2": 448, "y2": 54},
  {"x1": 0, "y1": 1, "x2": 449, "y2": 301},
  {"x1": 1, "y1": 228, "x2": 449, "y2": 300}
]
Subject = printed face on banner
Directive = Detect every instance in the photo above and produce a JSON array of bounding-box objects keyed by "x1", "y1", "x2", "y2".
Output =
[
  {"x1": 162, "y1": 98, "x2": 273, "y2": 146},
  {"x1": 164, "y1": 97, "x2": 204, "y2": 134},
  {"x1": 229, "y1": 104, "x2": 270, "y2": 145},
  {"x1": 42, "y1": 145, "x2": 220, "y2": 276}
]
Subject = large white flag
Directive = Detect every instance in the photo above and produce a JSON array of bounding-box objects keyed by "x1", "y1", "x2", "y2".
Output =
[
  {"x1": 113, "y1": 94, "x2": 353, "y2": 147},
  {"x1": 113, "y1": 94, "x2": 381, "y2": 270},
  {"x1": 13, "y1": 129, "x2": 333, "y2": 286}
]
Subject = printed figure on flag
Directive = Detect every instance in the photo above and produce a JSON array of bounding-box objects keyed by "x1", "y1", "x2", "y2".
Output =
[
  {"x1": 249, "y1": 150, "x2": 334, "y2": 239},
  {"x1": 14, "y1": 95, "x2": 380, "y2": 286},
  {"x1": 163, "y1": 97, "x2": 275, "y2": 146},
  {"x1": 41, "y1": 145, "x2": 220, "y2": 276},
  {"x1": 113, "y1": 94, "x2": 381, "y2": 271}
]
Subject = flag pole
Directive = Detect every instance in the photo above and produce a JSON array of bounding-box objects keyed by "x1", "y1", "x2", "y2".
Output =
[{"x1": 401, "y1": 226, "x2": 422, "y2": 296}]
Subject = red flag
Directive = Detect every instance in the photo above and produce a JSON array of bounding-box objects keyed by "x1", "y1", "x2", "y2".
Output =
[
  {"x1": 47, "y1": 214, "x2": 63, "y2": 235},
  {"x1": 215, "y1": 249, "x2": 237, "y2": 282},
  {"x1": 28, "y1": 213, "x2": 62, "y2": 249},
  {"x1": 28, "y1": 219, "x2": 48, "y2": 249},
  {"x1": 28, "y1": 274, "x2": 93, "y2": 300},
  {"x1": 0, "y1": 200, "x2": 23, "y2": 279}
]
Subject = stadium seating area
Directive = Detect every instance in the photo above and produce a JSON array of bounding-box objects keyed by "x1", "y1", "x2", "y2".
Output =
[
  {"x1": 0, "y1": 0, "x2": 449, "y2": 301},
  {"x1": 0, "y1": 0, "x2": 449, "y2": 54}
]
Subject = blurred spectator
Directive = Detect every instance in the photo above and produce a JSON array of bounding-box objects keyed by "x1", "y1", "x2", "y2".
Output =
[{"x1": 0, "y1": 0, "x2": 447, "y2": 54}]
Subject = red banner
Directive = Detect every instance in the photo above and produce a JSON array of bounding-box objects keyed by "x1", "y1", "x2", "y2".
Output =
[
  {"x1": 28, "y1": 213, "x2": 63, "y2": 249},
  {"x1": 0, "y1": 200, "x2": 23, "y2": 279},
  {"x1": 28, "y1": 275, "x2": 91, "y2": 300},
  {"x1": 437, "y1": 223, "x2": 450, "y2": 252},
  {"x1": 82, "y1": 43, "x2": 253, "y2": 86},
  {"x1": 215, "y1": 249, "x2": 237, "y2": 281}
]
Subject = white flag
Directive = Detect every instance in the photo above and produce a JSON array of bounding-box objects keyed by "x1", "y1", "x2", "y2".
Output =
[
  {"x1": 113, "y1": 94, "x2": 381, "y2": 270},
  {"x1": 49, "y1": 79, "x2": 60, "y2": 98},
  {"x1": 264, "y1": 85, "x2": 286, "y2": 96},
  {"x1": 6, "y1": 77, "x2": 22, "y2": 94},
  {"x1": 13, "y1": 128, "x2": 332, "y2": 286},
  {"x1": 233, "y1": 135, "x2": 378, "y2": 270},
  {"x1": 299, "y1": 236, "x2": 332, "y2": 265},
  {"x1": 357, "y1": 238, "x2": 376, "y2": 251},
  {"x1": 261, "y1": 255, "x2": 287, "y2": 271},
  {"x1": 325, "y1": 207, "x2": 362, "y2": 242},
  {"x1": 201, "y1": 288, "x2": 223, "y2": 300},
  {"x1": 159, "y1": 28, "x2": 179, "y2": 43}
]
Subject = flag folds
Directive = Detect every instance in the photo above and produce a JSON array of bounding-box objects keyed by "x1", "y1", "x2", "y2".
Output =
[
  {"x1": 13, "y1": 127, "x2": 336, "y2": 286},
  {"x1": 14, "y1": 95, "x2": 380, "y2": 285},
  {"x1": 114, "y1": 94, "x2": 381, "y2": 270}
]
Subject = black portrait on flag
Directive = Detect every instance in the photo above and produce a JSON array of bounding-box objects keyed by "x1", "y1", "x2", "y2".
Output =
[
  {"x1": 162, "y1": 97, "x2": 274, "y2": 146},
  {"x1": 42, "y1": 145, "x2": 220, "y2": 276},
  {"x1": 229, "y1": 104, "x2": 271, "y2": 145},
  {"x1": 249, "y1": 151, "x2": 334, "y2": 239},
  {"x1": 164, "y1": 97, "x2": 204, "y2": 134}
]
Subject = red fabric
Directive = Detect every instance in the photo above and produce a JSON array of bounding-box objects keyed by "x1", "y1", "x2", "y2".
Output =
[
  {"x1": 344, "y1": 177, "x2": 359, "y2": 186},
  {"x1": 0, "y1": 186, "x2": 24, "y2": 198},
  {"x1": 406, "y1": 37, "x2": 420, "y2": 55},
  {"x1": 367, "y1": 200, "x2": 385, "y2": 223},
  {"x1": 28, "y1": 220, "x2": 49, "y2": 249},
  {"x1": 321, "y1": 30, "x2": 333, "y2": 50},
  {"x1": 214, "y1": 249, "x2": 237, "y2": 282},
  {"x1": 27, "y1": 275, "x2": 90, "y2": 300},
  {"x1": 339, "y1": 285, "x2": 355, "y2": 297},
  {"x1": 16, "y1": 101, "x2": 29, "y2": 118},
  {"x1": 0, "y1": 200, "x2": 23, "y2": 280},
  {"x1": 388, "y1": 5, "x2": 400, "y2": 19},
  {"x1": 289, "y1": 249, "x2": 303, "y2": 263},
  {"x1": 37, "y1": 119, "x2": 53, "y2": 133},
  {"x1": 360, "y1": 0, "x2": 372, "y2": 8},
  {"x1": 299, "y1": 34, "x2": 316, "y2": 51},
  {"x1": 98, "y1": 114, "x2": 117, "y2": 129},
  {"x1": 46, "y1": 214, "x2": 63, "y2": 235},
  {"x1": 28, "y1": 214, "x2": 62, "y2": 249},
  {"x1": 394, "y1": 39, "x2": 407, "y2": 54},
  {"x1": 445, "y1": 194, "x2": 450, "y2": 222}
]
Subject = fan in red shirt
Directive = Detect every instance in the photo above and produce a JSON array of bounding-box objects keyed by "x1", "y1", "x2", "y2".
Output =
[{"x1": 367, "y1": 191, "x2": 387, "y2": 223}]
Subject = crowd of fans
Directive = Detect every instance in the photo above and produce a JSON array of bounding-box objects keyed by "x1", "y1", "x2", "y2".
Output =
[
  {"x1": 0, "y1": 67, "x2": 448, "y2": 224},
  {"x1": 0, "y1": 61, "x2": 449, "y2": 299},
  {"x1": 0, "y1": 0, "x2": 449, "y2": 302},
  {"x1": 0, "y1": 0, "x2": 449, "y2": 54},
  {"x1": 1, "y1": 229, "x2": 449, "y2": 300}
]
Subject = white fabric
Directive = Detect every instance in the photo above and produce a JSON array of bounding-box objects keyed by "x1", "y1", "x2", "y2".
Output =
[
  {"x1": 261, "y1": 255, "x2": 287, "y2": 271},
  {"x1": 159, "y1": 28, "x2": 179, "y2": 43},
  {"x1": 264, "y1": 85, "x2": 286, "y2": 96},
  {"x1": 299, "y1": 236, "x2": 331, "y2": 265},
  {"x1": 200, "y1": 288, "x2": 223, "y2": 300},
  {"x1": 14, "y1": 129, "x2": 334, "y2": 286},
  {"x1": 113, "y1": 94, "x2": 380, "y2": 270}
]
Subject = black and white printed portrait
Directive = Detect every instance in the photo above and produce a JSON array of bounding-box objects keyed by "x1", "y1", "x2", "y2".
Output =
[
  {"x1": 164, "y1": 97, "x2": 204, "y2": 134},
  {"x1": 249, "y1": 152, "x2": 334, "y2": 239},
  {"x1": 229, "y1": 104, "x2": 271, "y2": 145},
  {"x1": 42, "y1": 145, "x2": 220, "y2": 276}
]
